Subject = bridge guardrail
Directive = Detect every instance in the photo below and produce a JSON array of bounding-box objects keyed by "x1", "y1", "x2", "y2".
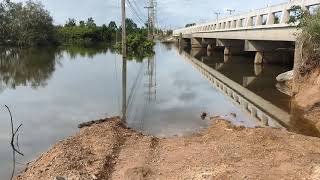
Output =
[{"x1": 173, "y1": 0, "x2": 320, "y2": 36}]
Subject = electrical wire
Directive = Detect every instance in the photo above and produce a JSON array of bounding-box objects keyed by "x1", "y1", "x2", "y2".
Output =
[{"x1": 126, "y1": 0, "x2": 146, "y2": 24}]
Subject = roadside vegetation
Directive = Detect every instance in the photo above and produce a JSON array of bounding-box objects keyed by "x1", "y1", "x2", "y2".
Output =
[
  {"x1": 289, "y1": 5, "x2": 320, "y2": 75},
  {"x1": 0, "y1": 0, "x2": 155, "y2": 58}
]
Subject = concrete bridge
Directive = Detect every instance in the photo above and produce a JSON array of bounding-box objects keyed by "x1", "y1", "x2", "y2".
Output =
[{"x1": 173, "y1": 0, "x2": 320, "y2": 64}]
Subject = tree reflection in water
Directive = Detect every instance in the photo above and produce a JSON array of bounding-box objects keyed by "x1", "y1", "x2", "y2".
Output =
[
  {"x1": 0, "y1": 44, "x2": 152, "y2": 94},
  {"x1": 0, "y1": 44, "x2": 123, "y2": 92},
  {"x1": 0, "y1": 47, "x2": 58, "y2": 90}
]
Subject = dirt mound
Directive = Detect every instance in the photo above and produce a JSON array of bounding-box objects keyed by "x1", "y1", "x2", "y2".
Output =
[{"x1": 16, "y1": 117, "x2": 320, "y2": 180}]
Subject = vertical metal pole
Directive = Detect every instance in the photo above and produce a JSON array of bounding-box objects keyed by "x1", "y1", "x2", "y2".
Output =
[
  {"x1": 121, "y1": 0, "x2": 127, "y2": 122},
  {"x1": 145, "y1": 4, "x2": 153, "y2": 40},
  {"x1": 147, "y1": 9, "x2": 150, "y2": 39},
  {"x1": 122, "y1": 0, "x2": 126, "y2": 57}
]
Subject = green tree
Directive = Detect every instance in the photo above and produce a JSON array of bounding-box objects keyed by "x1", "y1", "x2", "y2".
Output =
[
  {"x1": 108, "y1": 21, "x2": 117, "y2": 30},
  {"x1": 185, "y1": 23, "x2": 196, "y2": 27},
  {"x1": 79, "y1": 20, "x2": 85, "y2": 27},
  {"x1": 86, "y1": 17, "x2": 96, "y2": 28},
  {"x1": 0, "y1": 0, "x2": 56, "y2": 46},
  {"x1": 65, "y1": 18, "x2": 76, "y2": 27}
]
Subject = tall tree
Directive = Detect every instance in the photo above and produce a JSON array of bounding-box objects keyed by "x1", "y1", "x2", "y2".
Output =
[
  {"x1": 108, "y1": 21, "x2": 117, "y2": 30},
  {"x1": 65, "y1": 18, "x2": 76, "y2": 27},
  {"x1": 86, "y1": 17, "x2": 96, "y2": 28},
  {"x1": 0, "y1": 0, "x2": 55, "y2": 46}
]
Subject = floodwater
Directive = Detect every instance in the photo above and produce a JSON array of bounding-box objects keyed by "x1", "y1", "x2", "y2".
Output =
[{"x1": 0, "y1": 43, "x2": 256, "y2": 179}]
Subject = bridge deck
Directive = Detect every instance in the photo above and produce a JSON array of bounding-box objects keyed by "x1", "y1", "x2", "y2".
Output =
[{"x1": 174, "y1": 0, "x2": 320, "y2": 42}]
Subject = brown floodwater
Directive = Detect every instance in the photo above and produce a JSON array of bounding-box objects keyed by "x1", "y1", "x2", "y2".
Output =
[{"x1": 0, "y1": 42, "x2": 318, "y2": 179}]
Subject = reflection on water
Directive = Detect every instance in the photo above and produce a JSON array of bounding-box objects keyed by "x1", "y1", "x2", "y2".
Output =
[
  {"x1": 186, "y1": 47, "x2": 320, "y2": 137},
  {"x1": 189, "y1": 48, "x2": 293, "y2": 112},
  {"x1": 0, "y1": 48, "x2": 58, "y2": 91},
  {"x1": 0, "y1": 43, "x2": 255, "y2": 179}
]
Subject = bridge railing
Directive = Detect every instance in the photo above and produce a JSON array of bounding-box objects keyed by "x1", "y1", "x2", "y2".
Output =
[{"x1": 173, "y1": 0, "x2": 320, "y2": 36}]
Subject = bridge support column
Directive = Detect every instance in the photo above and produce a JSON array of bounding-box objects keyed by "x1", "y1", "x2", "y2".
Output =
[
  {"x1": 178, "y1": 38, "x2": 189, "y2": 48},
  {"x1": 207, "y1": 44, "x2": 214, "y2": 51},
  {"x1": 245, "y1": 40, "x2": 294, "y2": 64},
  {"x1": 217, "y1": 39, "x2": 245, "y2": 57},
  {"x1": 254, "y1": 64, "x2": 263, "y2": 75},
  {"x1": 203, "y1": 39, "x2": 217, "y2": 51},
  {"x1": 254, "y1": 51, "x2": 264, "y2": 64},
  {"x1": 224, "y1": 47, "x2": 231, "y2": 56}
]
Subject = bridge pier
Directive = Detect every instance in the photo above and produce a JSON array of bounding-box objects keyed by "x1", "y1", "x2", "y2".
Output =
[
  {"x1": 245, "y1": 40, "x2": 294, "y2": 64},
  {"x1": 224, "y1": 46, "x2": 231, "y2": 56},
  {"x1": 178, "y1": 38, "x2": 189, "y2": 48},
  {"x1": 254, "y1": 51, "x2": 264, "y2": 64},
  {"x1": 216, "y1": 39, "x2": 245, "y2": 57}
]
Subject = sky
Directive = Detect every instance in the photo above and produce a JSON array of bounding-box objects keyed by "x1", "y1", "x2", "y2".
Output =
[{"x1": 12, "y1": 0, "x2": 288, "y2": 29}]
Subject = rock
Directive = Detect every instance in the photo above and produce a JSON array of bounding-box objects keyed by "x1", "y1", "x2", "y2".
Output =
[
  {"x1": 276, "y1": 70, "x2": 294, "y2": 82},
  {"x1": 91, "y1": 174, "x2": 98, "y2": 180},
  {"x1": 276, "y1": 83, "x2": 293, "y2": 96},
  {"x1": 54, "y1": 176, "x2": 66, "y2": 180},
  {"x1": 124, "y1": 167, "x2": 155, "y2": 180},
  {"x1": 230, "y1": 113, "x2": 237, "y2": 118},
  {"x1": 201, "y1": 112, "x2": 208, "y2": 120}
]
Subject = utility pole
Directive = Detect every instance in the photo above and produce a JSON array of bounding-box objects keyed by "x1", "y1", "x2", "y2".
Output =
[
  {"x1": 153, "y1": 0, "x2": 157, "y2": 36},
  {"x1": 121, "y1": 0, "x2": 127, "y2": 123},
  {"x1": 214, "y1": 12, "x2": 221, "y2": 21},
  {"x1": 144, "y1": 5, "x2": 153, "y2": 39},
  {"x1": 121, "y1": 0, "x2": 126, "y2": 57},
  {"x1": 145, "y1": 0, "x2": 156, "y2": 39},
  {"x1": 227, "y1": 9, "x2": 235, "y2": 15}
]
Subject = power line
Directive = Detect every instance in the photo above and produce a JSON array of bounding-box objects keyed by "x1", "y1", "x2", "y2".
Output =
[
  {"x1": 131, "y1": 0, "x2": 147, "y2": 19},
  {"x1": 127, "y1": 0, "x2": 146, "y2": 24}
]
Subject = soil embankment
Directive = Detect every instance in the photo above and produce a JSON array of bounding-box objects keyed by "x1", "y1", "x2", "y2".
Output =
[
  {"x1": 293, "y1": 40, "x2": 320, "y2": 125},
  {"x1": 16, "y1": 117, "x2": 320, "y2": 180}
]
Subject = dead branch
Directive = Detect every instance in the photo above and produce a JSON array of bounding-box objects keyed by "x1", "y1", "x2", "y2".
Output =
[{"x1": 5, "y1": 105, "x2": 24, "y2": 156}]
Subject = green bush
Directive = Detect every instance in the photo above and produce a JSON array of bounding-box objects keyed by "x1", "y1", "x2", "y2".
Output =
[
  {"x1": 114, "y1": 33, "x2": 155, "y2": 60},
  {"x1": 290, "y1": 5, "x2": 320, "y2": 74}
]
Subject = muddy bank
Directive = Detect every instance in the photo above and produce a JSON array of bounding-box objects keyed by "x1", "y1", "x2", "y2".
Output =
[{"x1": 15, "y1": 117, "x2": 320, "y2": 180}]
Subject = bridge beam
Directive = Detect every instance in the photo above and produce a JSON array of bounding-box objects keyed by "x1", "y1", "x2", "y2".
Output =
[{"x1": 244, "y1": 40, "x2": 293, "y2": 52}]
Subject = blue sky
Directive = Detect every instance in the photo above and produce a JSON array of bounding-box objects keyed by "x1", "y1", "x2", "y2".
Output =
[{"x1": 12, "y1": 0, "x2": 288, "y2": 29}]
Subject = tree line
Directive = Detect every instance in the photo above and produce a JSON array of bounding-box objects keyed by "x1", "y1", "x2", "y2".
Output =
[{"x1": 0, "y1": 0, "x2": 154, "y2": 48}]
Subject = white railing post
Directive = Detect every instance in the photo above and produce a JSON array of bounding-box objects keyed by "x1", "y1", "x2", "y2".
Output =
[
  {"x1": 281, "y1": 9, "x2": 290, "y2": 24},
  {"x1": 267, "y1": 12, "x2": 275, "y2": 25}
]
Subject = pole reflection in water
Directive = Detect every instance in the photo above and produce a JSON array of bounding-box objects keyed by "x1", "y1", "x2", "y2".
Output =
[
  {"x1": 122, "y1": 56, "x2": 127, "y2": 123},
  {"x1": 124, "y1": 55, "x2": 157, "y2": 132},
  {"x1": 139, "y1": 56, "x2": 157, "y2": 131}
]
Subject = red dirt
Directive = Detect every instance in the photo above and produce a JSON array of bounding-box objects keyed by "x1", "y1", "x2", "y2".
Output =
[{"x1": 16, "y1": 117, "x2": 320, "y2": 180}]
